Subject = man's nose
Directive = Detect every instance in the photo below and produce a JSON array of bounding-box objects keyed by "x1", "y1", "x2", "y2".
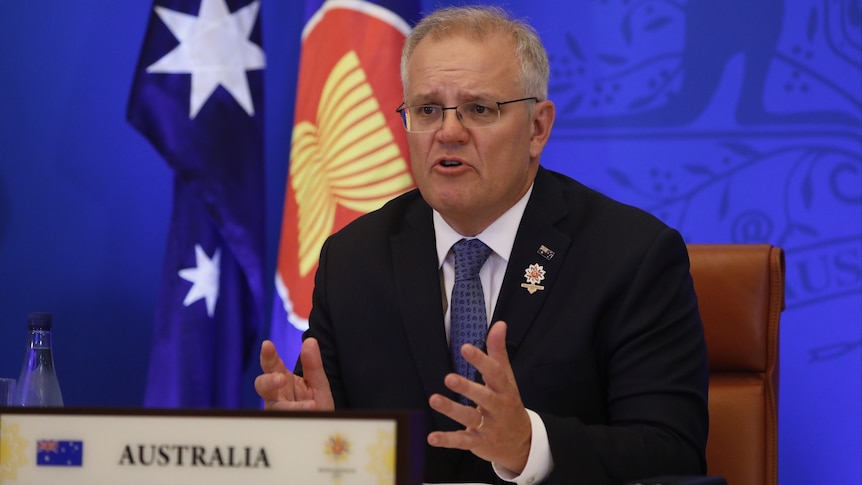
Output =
[{"x1": 437, "y1": 108, "x2": 468, "y2": 140}]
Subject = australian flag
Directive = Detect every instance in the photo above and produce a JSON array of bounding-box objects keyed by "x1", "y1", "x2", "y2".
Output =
[
  {"x1": 37, "y1": 440, "x2": 83, "y2": 467},
  {"x1": 127, "y1": 0, "x2": 266, "y2": 408},
  {"x1": 270, "y1": 0, "x2": 419, "y2": 370}
]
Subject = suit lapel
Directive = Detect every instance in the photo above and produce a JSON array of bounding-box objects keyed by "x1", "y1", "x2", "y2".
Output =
[
  {"x1": 390, "y1": 198, "x2": 462, "y2": 431},
  {"x1": 387, "y1": 170, "x2": 574, "y2": 430},
  {"x1": 492, "y1": 168, "x2": 572, "y2": 358}
]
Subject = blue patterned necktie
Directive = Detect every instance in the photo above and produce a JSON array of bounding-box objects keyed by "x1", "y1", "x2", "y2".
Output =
[{"x1": 449, "y1": 238, "x2": 492, "y2": 402}]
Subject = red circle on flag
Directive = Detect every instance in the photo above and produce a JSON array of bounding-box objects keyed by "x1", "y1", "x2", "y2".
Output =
[{"x1": 276, "y1": 6, "x2": 414, "y2": 325}]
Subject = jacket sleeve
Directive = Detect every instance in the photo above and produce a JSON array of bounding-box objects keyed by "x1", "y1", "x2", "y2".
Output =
[{"x1": 540, "y1": 227, "x2": 709, "y2": 484}]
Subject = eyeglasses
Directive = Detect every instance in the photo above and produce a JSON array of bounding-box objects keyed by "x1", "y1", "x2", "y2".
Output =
[{"x1": 395, "y1": 97, "x2": 539, "y2": 133}]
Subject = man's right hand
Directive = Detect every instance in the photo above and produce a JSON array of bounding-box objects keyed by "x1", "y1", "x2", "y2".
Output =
[{"x1": 254, "y1": 338, "x2": 335, "y2": 411}]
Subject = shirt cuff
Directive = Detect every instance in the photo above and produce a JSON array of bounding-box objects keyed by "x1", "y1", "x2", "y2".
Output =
[{"x1": 492, "y1": 409, "x2": 554, "y2": 485}]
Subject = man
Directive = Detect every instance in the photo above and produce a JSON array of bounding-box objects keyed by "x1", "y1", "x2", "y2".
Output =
[{"x1": 256, "y1": 5, "x2": 709, "y2": 484}]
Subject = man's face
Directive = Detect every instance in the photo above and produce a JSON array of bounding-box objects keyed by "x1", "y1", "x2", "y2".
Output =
[{"x1": 403, "y1": 32, "x2": 554, "y2": 236}]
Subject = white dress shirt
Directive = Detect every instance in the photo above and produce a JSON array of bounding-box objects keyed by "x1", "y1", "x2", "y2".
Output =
[{"x1": 432, "y1": 184, "x2": 553, "y2": 485}]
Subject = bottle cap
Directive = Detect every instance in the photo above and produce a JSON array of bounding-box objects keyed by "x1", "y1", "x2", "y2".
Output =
[{"x1": 27, "y1": 312, "x2": 53, "y2": 330}]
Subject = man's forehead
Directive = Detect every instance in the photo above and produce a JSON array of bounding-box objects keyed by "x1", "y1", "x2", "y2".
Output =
[
  {"x1": 418, "y1": 28, "x2": 512, "y2": 47},
  {"x1": 407, "y1": 31, "x2": 515, "y2": 75},
  {"x1": 404, "y1": 30, "x2": 518, "y2": 99}
]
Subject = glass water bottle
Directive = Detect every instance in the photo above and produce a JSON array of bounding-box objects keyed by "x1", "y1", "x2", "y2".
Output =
[{"x1": 14, "y1": 312, "x2": 64, "y2": 407}]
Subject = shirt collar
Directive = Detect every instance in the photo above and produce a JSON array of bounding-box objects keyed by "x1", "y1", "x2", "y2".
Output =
[{"x1": 434, "y1": 184, "x2": 534, "y2": 267}]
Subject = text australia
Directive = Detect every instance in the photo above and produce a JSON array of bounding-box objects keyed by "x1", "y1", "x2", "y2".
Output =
[{"x1": 119, "y1": 444, "x2": 270, "y2": 468}]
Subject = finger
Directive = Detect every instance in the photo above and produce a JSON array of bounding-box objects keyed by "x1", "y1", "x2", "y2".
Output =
[
  {"x1": 426, "y1": 395, "x2": 484, "y2": 451},
  {"x1": 299, "y1": 338, "x2": 326, "y2": 384},
  {"x1": 257, "y1": 340, "x2": 290, "y2": 403},
  {"x1": 298, "y1": 338, "x2": 336, "y2": 409},
  {"x1": 468, "y1": 321, "x2": 513, "y2": 392},
  {"x1": 254, "y1": 372, "x2": 293, "y2": 407},
  {"x1": 441, "y1": 370, "x2": 489, "y2": 410},
  {"x1": 429, "y1": 390, "x2": 484, "y2": 430},
  {"x1": 485, "y1": 321, "x2": 509, "y2": 364},
  {"x1": 458, "y1": 321, "x2": 508, "y2": 376},
  {"x1": 254, "y1": 372, "x2": 286, "y2": 396},
  {"x1": 259, "y1": 340, "x2": 290, "y2": 375}
]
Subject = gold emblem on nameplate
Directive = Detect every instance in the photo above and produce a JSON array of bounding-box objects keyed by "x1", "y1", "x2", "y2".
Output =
[{"x1": 521, "y1": 263, "x2": 546, "y2": 294}]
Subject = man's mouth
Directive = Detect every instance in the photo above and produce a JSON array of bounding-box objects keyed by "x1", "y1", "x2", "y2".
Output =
[{"x1": 440, "y1": 160, "x2": 462, "y2": 167}]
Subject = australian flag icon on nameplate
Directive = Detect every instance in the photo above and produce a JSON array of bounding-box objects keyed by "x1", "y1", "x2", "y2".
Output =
[{"x1": 37, "y1": 439, "x2": 83, "y2": 467}]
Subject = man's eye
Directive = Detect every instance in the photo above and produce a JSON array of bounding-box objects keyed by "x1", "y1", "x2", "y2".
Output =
[
  {"x1": 467, "y1": 103, "x2": 494, "y2": 116},
  {"x1": 419, "y1": 106, "x2": 439, "y2": 116}
]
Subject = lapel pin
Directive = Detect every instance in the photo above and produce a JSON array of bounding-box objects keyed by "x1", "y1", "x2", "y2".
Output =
[
  {"x1": 521, "y1": 263, "x2": 546, "y2": 294},
  {"x1": 537, "y1": 245, "x2": 555, "y2": 260}
]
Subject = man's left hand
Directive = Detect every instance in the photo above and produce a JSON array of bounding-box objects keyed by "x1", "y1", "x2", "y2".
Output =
[{"x1": 427, "y1": 321, "x2": 532, "y2": 474}]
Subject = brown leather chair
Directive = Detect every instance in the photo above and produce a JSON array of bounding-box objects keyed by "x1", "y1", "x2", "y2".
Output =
[{"x1": 687, "y1": 244, "x2": 785, "y2": 485}]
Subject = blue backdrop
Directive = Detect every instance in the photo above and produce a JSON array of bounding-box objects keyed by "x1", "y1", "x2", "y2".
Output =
[{"x1": 0, "y1": 1, "x2": 859, "y2": 484}]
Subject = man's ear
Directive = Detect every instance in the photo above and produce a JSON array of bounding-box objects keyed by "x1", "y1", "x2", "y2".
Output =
[{"x1": 530, "y1": 100, "x2": 555, "y2": 160}]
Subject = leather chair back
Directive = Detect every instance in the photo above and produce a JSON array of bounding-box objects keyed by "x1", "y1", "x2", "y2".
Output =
[{"x1": 687, "y1": 244, "x2": 785, "y2": 485}]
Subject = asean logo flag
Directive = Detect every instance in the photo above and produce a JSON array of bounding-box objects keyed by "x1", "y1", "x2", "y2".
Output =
[{"x1": 271, "y1": 0, "x2": 420, "y2": 368}]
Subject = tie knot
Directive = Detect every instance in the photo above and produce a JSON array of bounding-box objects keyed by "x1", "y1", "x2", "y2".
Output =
[{"x1": 453, "y1": 238, "x2": 492, "y2": 281}]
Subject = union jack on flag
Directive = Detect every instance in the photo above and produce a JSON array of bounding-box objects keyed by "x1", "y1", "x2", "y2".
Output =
[{"x1": 37, "y1": 440, "x2": 59, "y2": 453}]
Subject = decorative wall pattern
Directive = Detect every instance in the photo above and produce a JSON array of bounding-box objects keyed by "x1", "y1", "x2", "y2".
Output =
[{"x1": 519, "y1": 0, "x2": 861, "y2": 481}]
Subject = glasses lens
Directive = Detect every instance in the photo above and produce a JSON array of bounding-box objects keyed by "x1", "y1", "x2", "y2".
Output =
[
  {"x1": 406, "y1": 105, "x2": 442, "y2": 132},
  {"x1": 458, "y1": 102, "x2": 500, "y2": 129},
  {"x1": 400, "y1": 101, "x2": 507, "y2": 132}
]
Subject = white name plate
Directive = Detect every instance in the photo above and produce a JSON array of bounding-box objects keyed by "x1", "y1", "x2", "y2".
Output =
[{"x1": 0, "y1": 408, "x2": 424, "y2": 485}]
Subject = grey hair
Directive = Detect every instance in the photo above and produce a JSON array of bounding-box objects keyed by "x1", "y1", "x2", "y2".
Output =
[{"x1": 400, "y1": 5, "x2": 549, "y2": 101}]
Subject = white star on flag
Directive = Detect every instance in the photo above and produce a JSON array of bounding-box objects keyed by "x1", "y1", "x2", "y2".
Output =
[
  {"x1": 146, "y1": 0, "x2": 265, "y2": 118},
  {"x1": 179, "y1": 244, "x2": 222, "y2": 317}
]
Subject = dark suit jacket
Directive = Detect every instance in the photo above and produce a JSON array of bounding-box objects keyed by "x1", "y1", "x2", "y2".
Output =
[{"x1": 300, "y1": 167, "x2": 709, "y2": 484}]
